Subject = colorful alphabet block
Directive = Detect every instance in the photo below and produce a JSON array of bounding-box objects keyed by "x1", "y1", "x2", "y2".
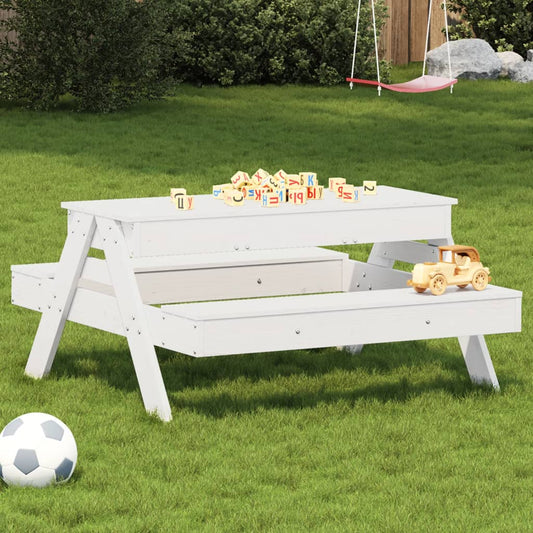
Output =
[
  {"x1": 251, "y1": 168, "x2": 269, "y2": 187},
  {"x1": 224, "y1": 189, "x2": 245, "y2": 206},
  {"x1": 261, "y1": 191, "x2": 282, "y2": 207},
  {"x1": 307, "y1": 186, "x2": 324, "y2": 200},
  {"x1": 288, "y1": 188, "x2": 307, "y2": 205},
  {"x1": 212, "y1": 184, "x2": 232, "y2": 199},
  {"x1": 170, "y1": 188, "x2": 187, "y2": 201},
  {"x1": 300, "y1": 172, "x2": 317, "y2": 188},
  {"x1": 328, "y1": 178, "x2": 346, "y2": 192},
  {"x1": 363, "y1": 180, "x2": 377, "y2": 195},
  {"x1": 241, "y1": 186, "x2": 258, "y2": 201},
  {"x1": 341, "y1": 185, "x2": 359, "y2": 203},
  {"x1": 230, "y1": 171, "x2": 249, "y2": 189},
  {"x1": 286, "y1": 174, "x2": 302, "y2": 189},
  {"x1": 273, "y1": 170, "x2": 288, "y2": 183},
  {"x1": 174, "y1": 195, "x2": 194, "y2": 210},
  {"x1": 261, "y1": 174, "x2": 279, "y2": 191}
]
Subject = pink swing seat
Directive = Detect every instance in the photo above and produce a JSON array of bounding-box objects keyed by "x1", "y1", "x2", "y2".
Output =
[{"x1": 346, "y1": 74, "x2": 457, "y2": 93}]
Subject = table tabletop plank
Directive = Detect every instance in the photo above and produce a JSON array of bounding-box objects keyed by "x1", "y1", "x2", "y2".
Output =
[{"x1": 62, "y1": 186, "x2": 457, "y2": 223}]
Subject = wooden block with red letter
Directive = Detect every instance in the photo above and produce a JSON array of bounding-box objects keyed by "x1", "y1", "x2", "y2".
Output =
[
  {"x1": 212, "y1": 184, "x2": 232, "y2": 200},
  {"x1": 341, "y1": 185, "x2": 359, "y2": 203},
  {"x1": 274, "y1": 170, "x2": 287, "y2": 189},
  {"x1": 261, "y1": 191, "x2": 282, "y2": 207},
  {"x1": 230, "y1": 171, "x2": 249, "y2": 189},
  {"x1": 250, "y1": 168, "x2": 269, "y2": 187},
  {"x1": 286, "y1": 174, "x2": 302, "y2": 189},
  {"x1": 363, "y1": 180, "x2": 377, "y2": 195},
  {"x1": 174, "y1": 195, "x2": 195, "y2": 210},
  {"x1": 300, "y1": 172, "x2": 318, "y2": 188},
  {"x1": 288, "y1": 188, "x2": 307, "y2": 205},
  {"x1": 307, "y1": 186, "x2": 324, "y2": 200},
  {"x1": 328, "y1": 178, "x2": 346, "y2": 193},
  {"x1": 224, "y1": 189, "x2": 245, "y2": 206}
]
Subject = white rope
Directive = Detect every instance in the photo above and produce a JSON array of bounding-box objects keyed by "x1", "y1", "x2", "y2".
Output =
[
  {"x1": 443, "y1": 0, "x2": 454, "y2": 93},
  {"x1": 349, "y1": 0, "x2": 363, "y2": 90},
  {"x1": 370, "y1": 0, "x2": 381, "y2": 95},
  {"x1": 422, "y1": 0, "x2": 432, "y2": 76}
]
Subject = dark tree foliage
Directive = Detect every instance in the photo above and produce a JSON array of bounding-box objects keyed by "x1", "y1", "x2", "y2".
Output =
[
  {"x1": 0, "y1": 0, "x2": 168, "y2": 111},
  {"x1": 449, "y1": 0, "x2": 533, "y2": 57}
]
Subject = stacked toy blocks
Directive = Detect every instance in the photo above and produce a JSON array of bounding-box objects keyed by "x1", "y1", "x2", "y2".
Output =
[
  {"x1": 329, "y1": 178, "x2": 377, "y2": 202},
  {"x1": 170, "y1": 173, "x2": 377, "y2": 210},
  {"x1": 212, "y1": 169, "x2": 326, "y2": 207}
]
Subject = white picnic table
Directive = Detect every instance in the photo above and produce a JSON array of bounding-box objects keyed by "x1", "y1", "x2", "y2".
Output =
[{"x1": 11, "y1": 186, "x2": 522, "y2": 421}]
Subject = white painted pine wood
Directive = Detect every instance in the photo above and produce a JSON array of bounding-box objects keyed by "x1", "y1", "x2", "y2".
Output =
[
  {"x1": 24, "y1": 213, "x2": 96, "y2": 378},
  {"x1": 369, "y1": 240, "x2": 441, "y2": 265},
  {"x1": 62, "y1": 187, "x2": 457, "y2": 223},
  {"x1": 458, "y1": 335, "x2": 500, "y2": 390},
  {"x1": 95, "y1": 216, "x2": 172, "y2": 422},
  {"x1": 161, "y1": 286, "x2": 521, "y2": 357},
  {"x1": 133, "y1": 205, "x2": 453, "y2": 257}
]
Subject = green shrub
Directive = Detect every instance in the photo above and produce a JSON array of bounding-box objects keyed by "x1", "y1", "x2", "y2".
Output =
[
  {"x1": 161, "y1": 0, "x2": 390, "y2": 86},
  {"x1": 449, "y1": 0, "x2": 533, "y2": 57},
  {"x1": 0, "y1": 0, "x2": 168, "y2": 111}
]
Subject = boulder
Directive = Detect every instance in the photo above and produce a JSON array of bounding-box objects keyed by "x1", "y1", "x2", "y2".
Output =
[
  {"x1": 527, "y1": 50, "x2": 533, "y2": 61},
  {"x1": 508, "y1": 62, "x2": 533, "y2": 82},
  {"x1": 497, "y1": 51, "x2": 524, "y2": 77},
  {"x1": 427, "y1": 38, "x2": 502, "y2": 80}
]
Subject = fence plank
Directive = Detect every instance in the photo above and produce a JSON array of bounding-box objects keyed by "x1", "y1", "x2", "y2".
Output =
[
  {"x1": 381, "y1": 0, "x2": 459, "y2": 65},
  {"x1": 410, "y1": 0, "x2": 429, "y2": 62}
]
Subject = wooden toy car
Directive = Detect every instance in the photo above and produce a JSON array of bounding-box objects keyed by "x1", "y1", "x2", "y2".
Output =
[{"x1": 407, "y1": 245, "x2": 491, "y2": 295}]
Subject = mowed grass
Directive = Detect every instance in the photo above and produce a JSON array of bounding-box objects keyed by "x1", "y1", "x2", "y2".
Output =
[{"x1": 0, "y1": 72, "x2": 532, "y2": 531}]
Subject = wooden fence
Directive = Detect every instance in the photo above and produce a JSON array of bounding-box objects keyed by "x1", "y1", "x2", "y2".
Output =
[
  {"x1": 381, "y1": 0, "x2": 461, "y2": 64},
  {"x1": 1, "y1": 1, "x2": 462, "y2": 65}
]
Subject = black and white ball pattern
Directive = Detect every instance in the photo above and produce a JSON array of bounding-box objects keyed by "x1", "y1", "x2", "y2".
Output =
[{"x1": 0, "y1": 412, "x2": 77, "y2": 487}]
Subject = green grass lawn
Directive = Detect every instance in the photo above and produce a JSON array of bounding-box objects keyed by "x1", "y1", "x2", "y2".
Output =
[{"x1": 0, "y1": 73, "x2": 532, "y2": 531}]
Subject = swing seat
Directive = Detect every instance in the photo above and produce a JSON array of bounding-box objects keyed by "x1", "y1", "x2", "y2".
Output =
[{"x1": 346, "y1": 75, "x2": 457, "y2": 93}]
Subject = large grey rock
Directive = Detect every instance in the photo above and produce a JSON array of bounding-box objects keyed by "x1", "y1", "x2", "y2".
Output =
[
  {"x1": 508, "y1": 62, "x2": 533, "y2": 82},
  {"x1": 427, "y1": 39, "x2": 502, "y2": 80},
  {"x1": 527, "y1": 50, "x2": 533, "y2": 62},
  {"x1": 497, "y1": 51, "x2": 524, "y2": 77}
]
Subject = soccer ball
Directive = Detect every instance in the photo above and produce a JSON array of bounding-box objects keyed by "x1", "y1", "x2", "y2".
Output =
[{"x1": 0, "y1": 412, "x2": 77, "y2": 488}]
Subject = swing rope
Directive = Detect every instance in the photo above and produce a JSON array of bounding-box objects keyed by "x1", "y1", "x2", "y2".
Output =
[{"x1": 347, "y1": 0, "x2": 457, "y2": 95}]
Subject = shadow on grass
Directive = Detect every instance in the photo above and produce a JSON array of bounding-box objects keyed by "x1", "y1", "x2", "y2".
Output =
[{"x1": 49, "y1": 340, "x2": 508, "y2": 417}]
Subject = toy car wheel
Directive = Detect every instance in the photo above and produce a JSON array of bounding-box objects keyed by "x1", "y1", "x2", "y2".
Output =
[
  {"x1": 429, "y1": 274, "x2": 447, "y2": 296},
  {"x1": 414, "y1": 286, "x2": 426, "y2": 293},
  {"x1": 472, "y1": 269, "x2": 489, "y2": 291}
]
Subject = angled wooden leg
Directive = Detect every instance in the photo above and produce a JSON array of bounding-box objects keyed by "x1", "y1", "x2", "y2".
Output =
[
  {"x1": 458, "y1": 336, "x2": 500, "y2": 390},
  {"x1": 342, "y1": 242, "x2": 394, "y2": 354},
  {"x1": 25, "y1": 212, "x2": 96, "y2": 378},
  {"x1": 428, "y1": 237, "x2": 500, "y2": 390},
  {"x1": 96, "y1": 217, "x2": 172, "y2": 422}
]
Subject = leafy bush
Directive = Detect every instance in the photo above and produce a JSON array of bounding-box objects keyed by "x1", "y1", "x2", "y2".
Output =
[
  {"x1": 161, "y1": 0, "x2": 390, "y2": 86},
  {"x1": 449, "y1": 0, "x2": 533, "y2": 57},
  {"x1": 0, "y1": 0, "x2": 168, "y2": 111}
]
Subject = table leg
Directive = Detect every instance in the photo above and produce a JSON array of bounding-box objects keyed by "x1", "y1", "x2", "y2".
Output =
[
  {"x1": 25, "y1": 212, "x2": 96, "y2": 378},
  {"x1": 341, "y1": 242, "x2": 395, "y2": 354},
  {"x1": 428, "y1": 238, "x2": 500, "y2": 390},
  {"x1": 96, "y1": 217, "x2": 172, "y2": 422}
]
